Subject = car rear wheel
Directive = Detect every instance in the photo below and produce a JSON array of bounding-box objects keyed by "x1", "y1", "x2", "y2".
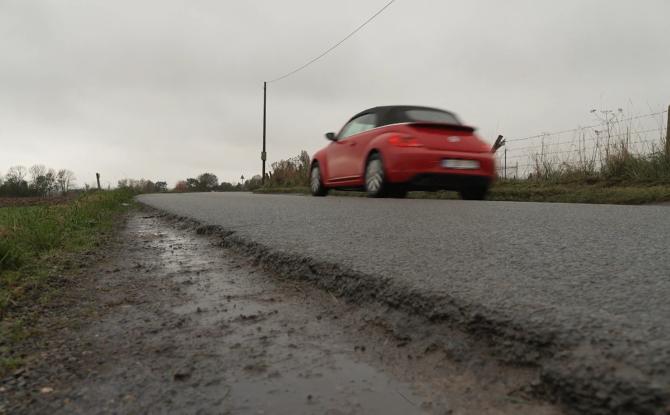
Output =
[
  {"x1": 310, "y1": 164, "x2": 329, "y2": 197},
  {"x1": 365, "y1": 153, "x2": 397, "y2": 198},
  {"x1": 459, "y1": 186, "x2": 488, "y2": 200}
]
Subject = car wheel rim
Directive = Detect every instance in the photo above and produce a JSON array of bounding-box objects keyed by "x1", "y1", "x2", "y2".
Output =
[
  {"x1": 311, "y1": 167, "x2": 321, "y2": 193},
  {"x1": 366, "y1": 159, "x2": 383, "y2": 193}
]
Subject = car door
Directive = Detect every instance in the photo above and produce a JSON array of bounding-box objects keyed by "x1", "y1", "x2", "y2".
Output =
[{"x1": 327, "y1": 113, "x2": 378, "y2": 182}]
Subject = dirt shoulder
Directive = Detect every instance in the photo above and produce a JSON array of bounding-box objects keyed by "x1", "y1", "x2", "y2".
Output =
[{"x1": 0, "y1": 209, "x2": 562, "y2": 415}]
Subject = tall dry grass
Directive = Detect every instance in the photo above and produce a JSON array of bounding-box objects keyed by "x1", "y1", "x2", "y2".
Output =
[
  {"x1": 264, "y1": 150, "x2": 311, "y2": 188},
  {"x1": 505, "y1": 110, "x2": 670, "y2": 184}
]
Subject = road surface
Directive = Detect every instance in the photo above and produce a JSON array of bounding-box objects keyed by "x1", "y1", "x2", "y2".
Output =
[{"x1": 139, "y1": 192, "x2": 670, "y2": 413}]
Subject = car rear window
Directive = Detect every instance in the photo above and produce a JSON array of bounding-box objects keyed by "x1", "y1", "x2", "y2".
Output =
[{"x1": 403, "y1": 109, "x2": 461, "y2": 125}]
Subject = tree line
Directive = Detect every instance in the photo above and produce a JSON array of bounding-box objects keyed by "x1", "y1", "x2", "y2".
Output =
[
  {"x1": 117, "y1": 178, "x2": 168, "y2": 193},
  {"x1": 171, "y1": 150, "x2": 310, "y2": 192},
  {"x1": 2, "y1": 150, "x2": 311, "y2": 198},
  {"x1": 0, "y1": 165, "x2": 76, "y2": 197},
  {"x1": 114, "y1": 173, "x2": 263, "y2": 194},
  {"x1": 173, "y1": 172, "x2": 263, "y2": 192}
]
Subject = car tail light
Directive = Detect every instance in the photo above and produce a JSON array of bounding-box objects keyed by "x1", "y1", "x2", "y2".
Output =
[{"x1": 388, "y1": 134, "x2": 423, "y2": 147}]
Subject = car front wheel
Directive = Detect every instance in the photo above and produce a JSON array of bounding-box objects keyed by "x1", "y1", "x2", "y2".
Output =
[{"x1": 310, "y1": 164, "x2": 329, "y2": 196}]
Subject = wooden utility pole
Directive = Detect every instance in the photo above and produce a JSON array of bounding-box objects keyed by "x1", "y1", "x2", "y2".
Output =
[
  {"x1": 666, "y1": 105, "x2": 670, "y2": 158},
  {"x1": 96, "y1": 173, "x2": 101, "y2": 190},
  {"x1": 261, "y1": 82, "x2": 267, "y2": 184}
]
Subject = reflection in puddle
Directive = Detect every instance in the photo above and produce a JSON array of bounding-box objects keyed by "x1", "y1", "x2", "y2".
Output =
[{"x1": 151, "y1": 221, "x2": 433, "y2": 414}]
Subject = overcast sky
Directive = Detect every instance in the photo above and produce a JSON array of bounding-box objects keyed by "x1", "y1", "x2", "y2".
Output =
[{"x1": 1, "y1": 0, "x2": 669, "y2": 187}]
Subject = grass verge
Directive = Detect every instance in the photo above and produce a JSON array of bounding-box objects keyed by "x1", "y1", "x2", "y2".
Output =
[
  {"x1": 490, "y1": 181, "x2": 670, "y2": 204},
  {"x1": 255, "y1": 182, "x2": 670, "y2": 205},
  {"x1": 0, "y1": 189, "x2": 135, "y2": 375}
]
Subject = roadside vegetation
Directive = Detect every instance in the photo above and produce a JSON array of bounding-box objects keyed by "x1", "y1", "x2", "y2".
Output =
[
  {"x1": 513, "y1": 110, "x2": 670, "y2": 185},
  {"x1": 489, "y1": 142, "x2": 670, "y2": 204},
  {"x1": 491, "y1": 111, "x2": 670, "y2": 203},
  {"x1": 0, "y1": 189, "x2": 135, "y2": 374}
]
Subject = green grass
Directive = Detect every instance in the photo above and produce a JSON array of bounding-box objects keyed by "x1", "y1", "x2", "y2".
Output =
[
  {"x1": 490, "y1": 181, "x2": 670, "y2": 204},
  {"x1": 254, "y1": 182, "x2": 670, "y2": 205},
  {"x1": 0, "y1": 189, "x2": 135, "y2": 374}
]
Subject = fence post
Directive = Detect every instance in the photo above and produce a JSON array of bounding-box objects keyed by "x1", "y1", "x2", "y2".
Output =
[
  {"x1": 666, "y1": 105, "x2": 670, "y2": 158},
  {"x1": 504, "y1": 147, "x2": 507, "y2": 180}
]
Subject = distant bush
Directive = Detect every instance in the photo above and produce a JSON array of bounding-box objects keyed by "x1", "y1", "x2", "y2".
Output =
[
  {"x1": 172, "y1": 173, "x2": 225, "y2": 192},
  {"x1": 241, "y1": 175, "x2": 263, "y2": 191},
  {"x1": 117, "y1": 179, "x2": 168, "y2": 193},
  {"x1": 171, "y1": 173, "x2": 263, "y2": 193}
]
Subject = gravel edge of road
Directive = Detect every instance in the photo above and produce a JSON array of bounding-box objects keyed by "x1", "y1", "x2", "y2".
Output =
[{"x1": 141, "y1": 204, "x2": 670, "y2": 415}]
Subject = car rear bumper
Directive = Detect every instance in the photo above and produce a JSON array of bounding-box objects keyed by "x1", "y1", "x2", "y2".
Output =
[{"x1": 384, "y1": 148, "x2": 495, "y2": 190}]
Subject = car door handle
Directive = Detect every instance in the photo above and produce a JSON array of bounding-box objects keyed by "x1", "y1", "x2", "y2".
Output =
[{"x1": 349, "y1": 141, "x2": 357, "y2": 146}]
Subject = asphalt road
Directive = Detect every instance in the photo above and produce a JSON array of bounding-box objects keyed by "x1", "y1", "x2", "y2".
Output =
[{"x1": 139, "y1": 192, "x2": 670, "y2": 411}]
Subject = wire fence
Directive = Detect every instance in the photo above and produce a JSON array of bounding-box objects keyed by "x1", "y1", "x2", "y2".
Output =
[{"x1": 496, "y1": 109, "x2": 669, "y2": 179}]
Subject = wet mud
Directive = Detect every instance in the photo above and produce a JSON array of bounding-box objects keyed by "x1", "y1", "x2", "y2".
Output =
[{"x1": 1, "y1": 211, "x2": 562, "y2": 414}]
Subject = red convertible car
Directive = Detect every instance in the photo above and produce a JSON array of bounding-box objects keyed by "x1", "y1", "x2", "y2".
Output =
[{"x1": 310, "y1": 105, "x2": 495, "y2": 199}]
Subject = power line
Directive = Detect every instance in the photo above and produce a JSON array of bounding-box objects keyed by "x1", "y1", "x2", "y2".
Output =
[{"x1": 267, "y1": 0, "x2": 398, "y2": 83}]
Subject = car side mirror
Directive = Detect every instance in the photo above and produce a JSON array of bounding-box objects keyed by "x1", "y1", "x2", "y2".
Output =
[{"x1": 325, "y1": 132, "x2": 337, "y2": 141}]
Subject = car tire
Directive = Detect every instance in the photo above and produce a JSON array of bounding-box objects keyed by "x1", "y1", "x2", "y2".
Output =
[
  {"x1": 310, "y1": 163, "x2": 329, "y2": 197},
  {"x1": 459, "y1": 186, "x2": 488, "y2": 200},
  {"x1": 364, "y1": 153, "x2": 393, "y2": 198}
]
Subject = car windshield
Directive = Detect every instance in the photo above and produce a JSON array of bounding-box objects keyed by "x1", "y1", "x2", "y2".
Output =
[{"x1": 403, "y1": 109, "x2": 461, "y2": 124}]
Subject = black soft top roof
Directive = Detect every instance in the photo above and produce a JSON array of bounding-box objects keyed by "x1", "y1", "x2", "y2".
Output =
[{"x1": 348, "y1": 105, "x2": 462, "y2": 126}]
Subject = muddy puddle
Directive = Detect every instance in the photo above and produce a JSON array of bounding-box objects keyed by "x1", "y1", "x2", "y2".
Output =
[
  {"x1": 1, "y1": 212, "x2": 563, "y2": 414},
  {"x1": 152, "y1": 216, "x2": 436, "y2": 414}
]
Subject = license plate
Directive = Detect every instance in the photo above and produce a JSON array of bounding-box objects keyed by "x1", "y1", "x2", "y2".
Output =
[{"x1": 442, "y1": 159, "x2": 480, "y2": 170}]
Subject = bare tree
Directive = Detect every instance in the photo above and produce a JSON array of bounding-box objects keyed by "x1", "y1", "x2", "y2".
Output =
[
  {"x1": 44, "y1": 169, "x2": 57, "y2": 195},
  {"x1": 28, "y1": 164, "x2": 49, "y2": 196},
  {"x1": 56, "y1": 169, "x2": 76, "y2": 194},
  {"x1": 6, "y1": 165, "x2": 28, "y2": 184},
  {"x1": 29, "y1": 164, "x2": 47, "y2": 184}
]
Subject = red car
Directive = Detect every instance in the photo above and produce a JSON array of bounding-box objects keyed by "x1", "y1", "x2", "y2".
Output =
[{"x1": 310, "y1": 105, "x2": 495, "y2": 199}]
